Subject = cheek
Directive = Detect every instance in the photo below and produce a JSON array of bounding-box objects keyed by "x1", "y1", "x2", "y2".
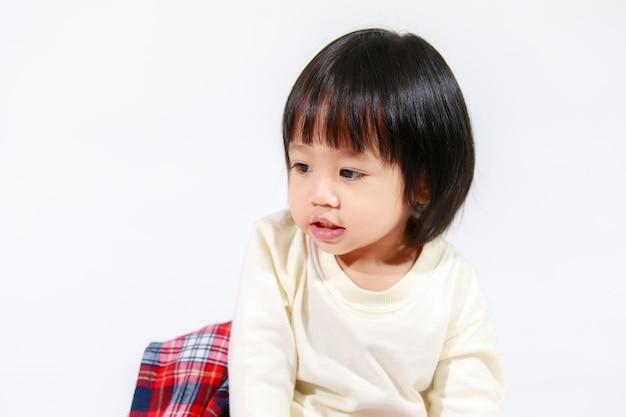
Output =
[
  {"x1": 287, "y1": 183, "x2": 306, "y2": 220},
  {"x1": 357, "y1": 187, "x2": 409, "y2": 223}
]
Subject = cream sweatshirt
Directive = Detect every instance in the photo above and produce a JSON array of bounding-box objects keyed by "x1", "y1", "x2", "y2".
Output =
[{"x1": 229, "y1": 210, "x2": 504, "y2": 417}]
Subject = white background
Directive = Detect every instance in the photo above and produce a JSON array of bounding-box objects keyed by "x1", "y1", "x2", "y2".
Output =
[{"x1": 1, "y1": 1, "x2": 625, "y2": 416}]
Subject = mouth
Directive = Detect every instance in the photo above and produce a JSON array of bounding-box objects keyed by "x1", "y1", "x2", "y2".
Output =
[
  {"x1": 312, "y1": 220, "x2": 343, "y2": 229},
  {"x1": 310, "y1": 218, "x2": 345, "y2": 241}
]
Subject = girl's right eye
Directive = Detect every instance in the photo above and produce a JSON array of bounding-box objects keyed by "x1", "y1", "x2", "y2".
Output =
[{"x1": 292, "y1": 163, "x2": 311, "y2": 174}]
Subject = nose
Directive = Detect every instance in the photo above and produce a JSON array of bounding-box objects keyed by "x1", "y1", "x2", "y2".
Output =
[{"x1": 308, "y1": 175, "x2": 339, "y2": 208}]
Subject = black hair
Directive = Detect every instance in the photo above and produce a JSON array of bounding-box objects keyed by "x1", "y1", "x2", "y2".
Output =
[{"x1": 282, "y1": 28, "x2": 475, "y2": 246}]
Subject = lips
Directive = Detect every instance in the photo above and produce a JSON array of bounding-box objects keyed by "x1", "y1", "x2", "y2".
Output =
[{"x1": 310, "y1": 218, "x2": 345, "y2": 241}]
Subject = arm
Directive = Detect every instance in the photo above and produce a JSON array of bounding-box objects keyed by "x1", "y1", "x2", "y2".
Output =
[
  {"x1": 426, "y1": 271, "x2": 505, "y2": 417},
  {"x1": 228, "y1": 217, "x2": 300, "y2": 417}
]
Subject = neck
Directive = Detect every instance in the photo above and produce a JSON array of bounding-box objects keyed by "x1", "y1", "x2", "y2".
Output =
[{"x1": 336, "y1": 244, "x2": 422, "y2": 291}]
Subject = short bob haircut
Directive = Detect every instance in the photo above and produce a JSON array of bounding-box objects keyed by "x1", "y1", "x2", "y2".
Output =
[{"x1": 282, "y1": 28, "x2": 475, "y2": 246}]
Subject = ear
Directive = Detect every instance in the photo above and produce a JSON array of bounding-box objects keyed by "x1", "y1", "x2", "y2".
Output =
[
  {"x1": 414, "y1": 188, "x2": 430, "y2": 205},
  {"x1": 412, "y1": 173, "x2": 430, "y2": 205}
]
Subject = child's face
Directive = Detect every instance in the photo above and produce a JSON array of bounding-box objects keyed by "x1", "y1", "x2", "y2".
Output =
[{"x1": 287, "y1": 139, "x2": 412, "y2": 260}]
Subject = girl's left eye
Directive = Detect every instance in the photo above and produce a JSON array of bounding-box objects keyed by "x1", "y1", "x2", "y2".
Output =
[{"x1": 340, "y1": 169, "x2": 363, "y2": 180}]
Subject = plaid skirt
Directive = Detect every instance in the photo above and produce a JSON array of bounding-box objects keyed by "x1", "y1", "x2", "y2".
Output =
[{"x1": 129, "y1": 321, "x2": 231, "y2": 417}]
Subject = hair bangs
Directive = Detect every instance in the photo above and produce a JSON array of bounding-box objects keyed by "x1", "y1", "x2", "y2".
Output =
[{"x1": 283, "y1": 47, "x2": 394, "y2": 163}]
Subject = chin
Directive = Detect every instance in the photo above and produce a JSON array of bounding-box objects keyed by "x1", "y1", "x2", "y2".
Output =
[{"x1": 309, "y1": 238, "x2": 352, "y2": 256}]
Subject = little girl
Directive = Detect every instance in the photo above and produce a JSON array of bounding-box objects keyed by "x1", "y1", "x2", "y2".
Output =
[{"x1": 229, "y1": 28, "x2": 505, "y2": 417}]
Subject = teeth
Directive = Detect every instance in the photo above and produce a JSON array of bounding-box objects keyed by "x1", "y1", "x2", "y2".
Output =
[{"x1": 316, "y1": 221, "x2": 337, "y2": 228}]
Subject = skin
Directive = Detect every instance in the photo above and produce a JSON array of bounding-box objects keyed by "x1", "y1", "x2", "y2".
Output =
[{"x1": 287, "y1": 140, "x2": 423, "y2": 291}]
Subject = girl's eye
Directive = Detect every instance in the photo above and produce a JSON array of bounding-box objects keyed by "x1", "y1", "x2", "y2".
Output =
[
  {"x1": 292, "y1": 163, "x2": 311, "y2": 174},
  {"x1": 340, "y1": 169, "x2": 363, "y2": 180}
]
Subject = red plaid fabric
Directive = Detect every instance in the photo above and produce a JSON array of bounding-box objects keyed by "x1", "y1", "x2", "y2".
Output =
[{"x1": 129, "y1": 321, "x2": 231, "y2": 417}]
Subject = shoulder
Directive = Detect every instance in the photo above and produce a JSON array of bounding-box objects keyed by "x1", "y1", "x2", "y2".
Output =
[
  {"x1": 422, "y1": 237, "x2": 487, "y2": 306},
  {"x1": 427, "y1": 238, "x2": 493, "y2": 331},
  {"x1": 244, "y1": 210, "x2": 308, "y2": 284},
  {"x1": 250, "y1": 210, "x2": 301, "y2": 252},
  {"x1": 253, "y1": 209, "x2": 297, "y2": 236},
  {"x1": 421, "y1": 237, "x2": 476, "y2": 277}
]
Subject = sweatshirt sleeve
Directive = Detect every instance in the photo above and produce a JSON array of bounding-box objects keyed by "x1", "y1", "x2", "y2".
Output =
[
  {"x1": 228, "y1": 214, "x2": 302, "y2": 417},
  {"x1": 425, "y1": 268, "x2": 505, "y2": 417}
]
